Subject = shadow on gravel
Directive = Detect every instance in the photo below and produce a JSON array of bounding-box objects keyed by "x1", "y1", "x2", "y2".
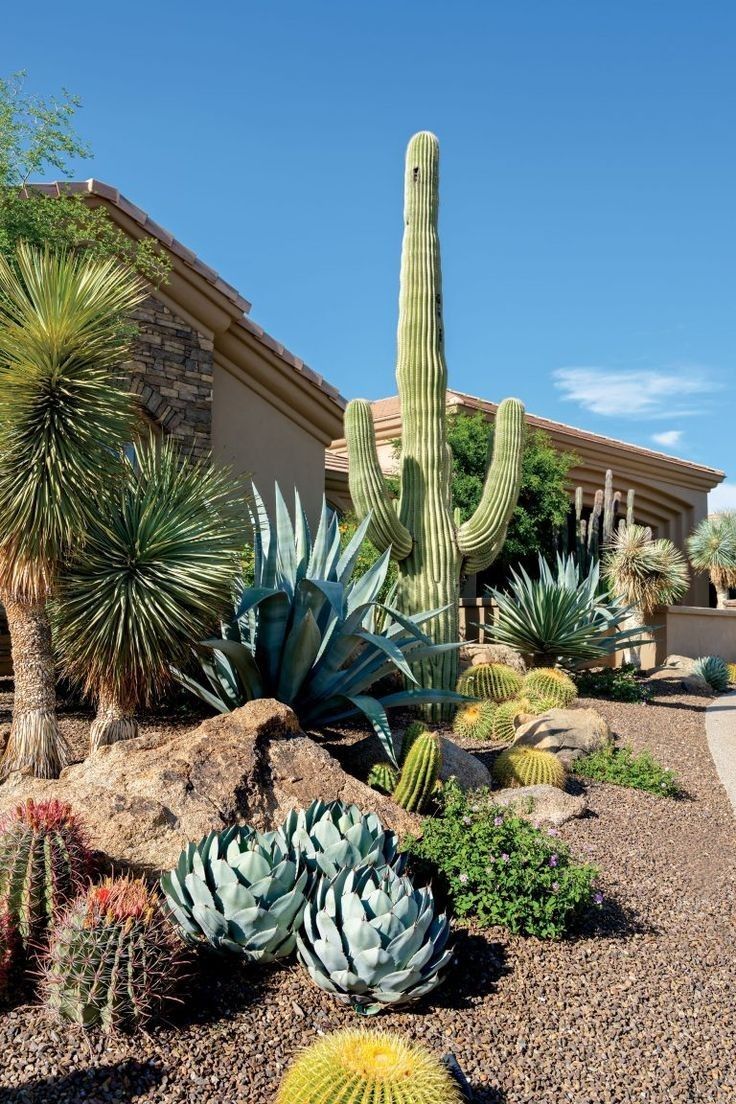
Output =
[
  {"x1": 577, "y1": 895, "x2": 656, "y2": 941},
  {"x1": 166, "y1": 951, "x2": 270, "y2": 1028},
  {"x1": 468, "y1": 1086, "x2": 508, "y2": 1104},
  {"x1": 0, "y1": 1058, "x2": 163, "y2": 1104},
  {"x1": 432, "y1": 931, "x2": 510, "y2": 1010}
]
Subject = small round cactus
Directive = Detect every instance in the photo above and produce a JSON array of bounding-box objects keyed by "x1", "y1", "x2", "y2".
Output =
[
  {"x1": 489, "y1": 699, "x2": 527, "y2": 745},
  {"x1": 276, "y1": 1029, "x2": 464, "y2": 1103},
  {"x1": 523, "y1": 668, "x2": 577, "y2": 708},
  {"x1": 400, "y1": 721, "x2": 427, "y2": 764},
  {"x1": 452, "y1": 700, "x2": 497, "y2": 741},
  {"x1": 0, "y1": 906, "x2": 18, "y2": 1002},
  {"x1": 457, "y1": 663, "x2": 523, "y2": 703},
  {"x1": 0, "y1": 799, "x2": 91, "y2": 951},
  {"x1": 493, "y1": 746, "x2": 567, "y2": 790},
  {"x1": 393, "y1": 730, "x2": 442, "y2": 813},
  {"x1": 368, "y1": 762, "x2": 400, "y2": 794},
  {"x1": 43, "y1": 876, "x2": 184, "y2": 1033}
]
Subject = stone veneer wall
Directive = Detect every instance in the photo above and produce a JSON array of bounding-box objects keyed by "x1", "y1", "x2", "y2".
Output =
[{"x1": 125, "y1": 295, "x2": 214, "y2": 459}]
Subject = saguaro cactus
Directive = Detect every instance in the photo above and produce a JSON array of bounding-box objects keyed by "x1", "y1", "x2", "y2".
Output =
[{"x1": 345, "y1": 132, "x2": 525, "y2": 703}]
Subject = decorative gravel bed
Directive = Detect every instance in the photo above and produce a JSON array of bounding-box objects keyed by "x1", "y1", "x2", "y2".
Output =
[{"x1": 1, "y1": 679, "x2": 735, "y2": 1104}]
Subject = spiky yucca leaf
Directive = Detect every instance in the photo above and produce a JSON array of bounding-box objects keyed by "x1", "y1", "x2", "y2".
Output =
[
  {"x1": 52, "y1": 436, "x2": 243, "y2": 740},
  {"x1": 603, "y1": 525, "x2": 689, "y2": 618},
  {"x1": 0, "y1": 245, "x2": 144, "y2": 599},
  {"x1": 276, "y1": 1029, "x2": 464, "y2": 1104},
  {"x1": 687, "y1": 514, "x2": 736, "y2": 601}
]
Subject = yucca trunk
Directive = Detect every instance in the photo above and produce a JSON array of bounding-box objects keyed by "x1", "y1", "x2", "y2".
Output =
[
  {"x1": 0, "y1": 592, "x2": 69, "y2": 779},
  {"x1": 622, "y1": 607, "x2": 646, "y2": 669},
  {"x1": 90, "y1": 686, "x2": 138, "y2": 752}
]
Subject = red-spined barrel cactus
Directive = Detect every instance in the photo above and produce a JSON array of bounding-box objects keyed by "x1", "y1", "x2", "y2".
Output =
[
  {"x1": 0, "y1": 906, "x2": 18, "y2": 1000},
  {"x1": 0, "y1": 799, "x2": 91, "y2": 950},
  {"x1": 43, "y1": 876, "x2": 185, "y2": 1033}
]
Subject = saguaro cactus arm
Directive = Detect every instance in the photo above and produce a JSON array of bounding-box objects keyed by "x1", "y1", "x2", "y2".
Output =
[
  {"x1": 344, "y1": 398, "x2": 412, "y2": 560},
  {"x1": 456, "y1": 397, "x2": 525, "y2": 574}
]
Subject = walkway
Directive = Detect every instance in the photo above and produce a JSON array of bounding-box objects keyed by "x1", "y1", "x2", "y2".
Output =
[{"x1": 705, "y1": 691, "x2": 736, "y2": 812}]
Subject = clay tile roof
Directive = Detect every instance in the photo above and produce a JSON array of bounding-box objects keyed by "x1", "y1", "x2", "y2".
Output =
[{"x1": 23, "y1": 180, "x2": 346, "y2": 411}]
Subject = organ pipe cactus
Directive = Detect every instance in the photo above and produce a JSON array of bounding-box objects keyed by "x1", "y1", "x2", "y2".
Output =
[
  {"x1": 161, "y1": 826, "x2": 308, "y2": 961},
  {"x1": 0, "y1": 799, "x2": 91, "y2": 951},
  {"x1": 278, "y1": 800, "x2": 405, "y2": 886},
  {"x1": 296, "y1": 863, "x2": 452, "y2": 1015},
  {"x1": 276, "y1": 1029, "x2": 464, "y2": 1104},
  {"x1": 345, "y1": 132, "x2": 525, "y2": 710},
  {"x1": 392, "y1": 729, "x2": 441, "y2": 813}
]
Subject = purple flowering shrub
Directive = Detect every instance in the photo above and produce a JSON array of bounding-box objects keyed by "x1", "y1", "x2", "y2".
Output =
[{"x1": 405, "y1": 780, "x2": 601, "y2": 939}]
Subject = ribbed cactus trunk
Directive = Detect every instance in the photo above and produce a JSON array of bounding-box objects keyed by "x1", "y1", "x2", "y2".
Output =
[{"x1": 345, "y1": 133, "x2": 525, "y2": 717}]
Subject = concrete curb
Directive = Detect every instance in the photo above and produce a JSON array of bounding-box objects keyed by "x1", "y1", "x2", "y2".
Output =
[{"x1": 705, "y1": 691, "x2": 736, "y2": 814}]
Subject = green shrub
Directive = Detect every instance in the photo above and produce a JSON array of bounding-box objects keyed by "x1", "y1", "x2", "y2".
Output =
[
  {"x1": 573, "y1": 664, "x2": 650, "y2": 703},
  {"x1": 572, "y1": 745, "x2": 681, "y2": 797},
  {"x1": 405, "y1": 780, "x2": 600, "y2": 939}
]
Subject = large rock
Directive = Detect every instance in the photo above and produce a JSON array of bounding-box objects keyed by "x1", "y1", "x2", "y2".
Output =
[
  {"x1": 459, "y1": 643, "x2": 526, "y2": 676},
  {"x1": 325, "y1": 726, "x2": 492, "y2": 792},
  {"x1": 0, "y1": 700, "x2": 420, "y2": 874},
  {"x1": 490, "y1": 784, "x2": 588, "y2": 827},
  {"x1": 513, "y1": 707, "x2": 611, "y2": 764}
]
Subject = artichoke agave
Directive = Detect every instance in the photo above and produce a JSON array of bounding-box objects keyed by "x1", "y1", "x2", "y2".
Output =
[
  {"x1": 174, "y1": 486, "x2": 463, "y2": 765},
  {"x1": 296, "y1": 864, "x2": 452, "y2": 1015},
  {"x1": 161, "y1": 826, "x2": 307, "y2": 962},
  {"x1": 278, "y1": 800, "x2": 404, "y2": 886}
]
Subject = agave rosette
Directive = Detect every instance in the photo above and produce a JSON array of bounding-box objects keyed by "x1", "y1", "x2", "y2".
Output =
[
  {"x1": 161, "y1": 825, "x2": 308, "y2": 962},
  {"x1": 278, "y1": 800, "x2": 405, "y2": 886},
  {"x1": 296, "y1": 863, "x2": 452, "y2": 1015},
  {"x1": 175, "y1": 487, "x2": 463, "y2": 764}
]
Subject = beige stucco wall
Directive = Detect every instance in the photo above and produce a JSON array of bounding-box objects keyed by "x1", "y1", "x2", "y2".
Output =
[
  {"x1": 652, "y1": 606, "x2": 736, "y2": 664},
  {"x1": 212, "y1": 362, "x2": 326, "y2": 521}
]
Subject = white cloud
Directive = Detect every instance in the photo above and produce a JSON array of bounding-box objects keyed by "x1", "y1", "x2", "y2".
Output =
[
  {"x1": 709, "y1": 482, "x2": 736, "y2": 515},
  {"x1": 651, "y1": 430, "x2": 683, "y2": 447},
  {"x1": 553, "y1": 367, "x2": 715, "y2": 418}
]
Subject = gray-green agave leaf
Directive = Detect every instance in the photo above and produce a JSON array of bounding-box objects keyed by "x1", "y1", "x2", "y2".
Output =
[
  {"x1": 296, "y1": 863, "x2": 452, "y2": 1015},
  {"x1": 692, "y1": 655, "x2": 730, "y2": 692},
  {"x1": 277, "y1": 800, "x2": 405, "y2": 888},
  {"x1": 161, "y1": 825, "x2": 308, "y2": 962}
]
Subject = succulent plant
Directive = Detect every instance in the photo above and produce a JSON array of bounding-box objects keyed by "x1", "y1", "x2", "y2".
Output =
[
  {"x1": 692, "y1": 655, "x2": 730, "y2": 692},
  {"x1": 43, "y1": 876, "x2": 183, "y2": 1033},
  {"x1": 523, "y1": 667, "x2": 578, "y2": 709},
  {"x1": 489, "y1": 699, "x2": 527, "y2": 745},
  {"x1": 275, "y1": 1028, "x2": 464, "y2": 1103},
  {"x1": 161, "y1": 826, "x2": 308, "y2": 961},
  {"x1": 452, "y1": 699, "x2": 498, "y2": 741},
  {"x1": 344, "y1": 134, "x2": 525, "y2": 713},
  {"x1": 728, "y1": 663, "x2": 736, "y2": 686},
  {"x1": 278, "y1": 800, "x2": 405, "y2": 887},
  {"x1": 0, "y1": 906, "x2": 17, "y2": 1001},
  {"x1": 456, "y1": 662, "x2": 523, "y2": 703},
  {"x1": 176, "y1": 488, "x2": 463, "y2": 767},
  {"x1": 400, "y1": 721, "x2": 427, "y2": 764},
  {"x1": 392, "y1": 730, "x2": 442, "y2": 814},
  {"x1": 367, "y1": 762, "x2": 400, "y2": 795},
  {"x1": 0, "y1": 799, "x2": 91, "y2": 951},
  {"x1": 297, "y1": 863, "x2": 452, "y2": 1015},
  {"x1": 493, "y1": 746, "x2": 567, "y2": 790}
]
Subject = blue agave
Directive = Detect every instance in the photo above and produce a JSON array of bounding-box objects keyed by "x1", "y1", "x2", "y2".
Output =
[{"x1": 175, "y1": 486, "x2": 461, "y2": 764}]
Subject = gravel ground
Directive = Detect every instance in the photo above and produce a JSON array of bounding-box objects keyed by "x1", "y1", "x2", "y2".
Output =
[{"x1": 1, "y1": 680, "x2": 735, "y2": 1104}]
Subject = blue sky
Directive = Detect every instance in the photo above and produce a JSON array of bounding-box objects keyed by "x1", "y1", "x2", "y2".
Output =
[{"x1": 5, "y1": 2, "x2": 735, "y2": 502}]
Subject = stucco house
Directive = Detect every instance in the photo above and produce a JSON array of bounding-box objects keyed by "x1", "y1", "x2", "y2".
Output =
[{"x1": 327, "y1": 389, "x2": 725, "y2": 610}]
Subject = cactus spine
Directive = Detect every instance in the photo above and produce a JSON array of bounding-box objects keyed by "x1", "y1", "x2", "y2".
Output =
[
  {"x1": 276, "y1": 1029, "x2": 464, "y2": 1104},
  {"x1": 368, "y1": 761, "x2": 400, "y2": 794},
  {"x1": 493, "y1": 746, "x2": 567, "y2": 790},
  {"x1": 43, "y1": 876, "x2": 184, "y2": 1033},
  {"x1": 345, "y1": 133, "x2": 525, "y2": 713},
  {"x1": 393, "y1": 729, "x2": 441, "y2": 812},
  {"x1": 0, "y1": 799, "x2": 91, "y2": 951}
]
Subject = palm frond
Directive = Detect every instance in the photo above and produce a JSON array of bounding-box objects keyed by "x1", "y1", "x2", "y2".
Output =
[
  {"x1": 52, "y1": 436, "x2": 245, "y2": 709},
  {"x1": 0, "y1": 244, "x2": 145, "y2": 596}
]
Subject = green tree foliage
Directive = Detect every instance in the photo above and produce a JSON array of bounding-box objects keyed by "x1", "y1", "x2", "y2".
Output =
[
  {"x1": 444, "y1": 413, "x2": 577, "y2": 580},
  {"x1": 0, "y1": 71, "x2": 169, "y2": 282}
]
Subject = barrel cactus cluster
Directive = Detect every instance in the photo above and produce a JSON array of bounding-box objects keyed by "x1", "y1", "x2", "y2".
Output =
[
  {"x1": 523, "y1": 667, "x2": 578, "y2": 709},
  {"x1": 0, "y1": 799, "x2": 91, "y2": 951},
  {"x1": 42, "y1": 876, "x2": 184, "y2": 1032},
  {"x1": 493, "y1": 746, "x2": 567, "y2": 790},
  {"x1": 297, "y1": 864, "x2": 452, "y2": 1016},
  {"x1": 456, "y1": 662, "x2": 523, "y2": 703},
  {"x1": 276, "y1": 1029, "x2": 464, "y2": 1104}
]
